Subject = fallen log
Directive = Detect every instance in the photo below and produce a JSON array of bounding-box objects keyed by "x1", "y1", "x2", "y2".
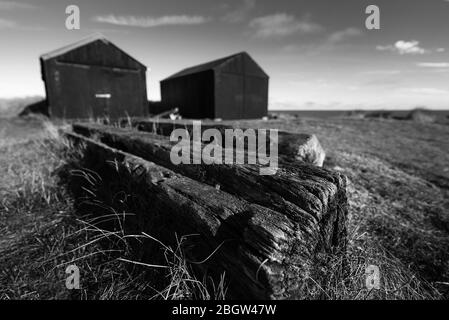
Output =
[
  {"x1": 130, "y1": 119, "x2": 326, "y2": 167},
  {"x1": 64, "y1": 131, "x2": 346, "y2": 299}
]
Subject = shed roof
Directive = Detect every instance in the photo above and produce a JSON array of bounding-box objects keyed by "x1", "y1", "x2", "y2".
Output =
[
  {"x1": 40, "y1": 34, "x2": 146, "y2": 68},
  {"x1": 162, "y1": 52, "x2": 268, "y2": 81},
  {"x1": 40, "y1": 34, "x2": 107, "y2": 61}
]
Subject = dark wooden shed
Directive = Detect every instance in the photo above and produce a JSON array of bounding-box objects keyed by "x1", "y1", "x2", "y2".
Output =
[
  {"x1": 40, "y1": 34, "x2": 148, "y2": 119},
  {"x1": 160, "y1": 52, "x2": 269, "y2": 120}
]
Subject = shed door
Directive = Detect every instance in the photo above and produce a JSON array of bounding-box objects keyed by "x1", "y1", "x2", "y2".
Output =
[
  {"x1": 52, "y1": 63, "x2": 111, "y2": 119},
  {"x1": 54, "y1": 63, "x2": 143, "y2": 119},
  {"x1": 93, "y1": 93, "x2": 111, "y2": 118},
  {"x1": 91, "y1": 68, "x2": 143, "y2": 119},
  {"x1": 90, "y1": 68, "x2": 113, "y2": 119}
]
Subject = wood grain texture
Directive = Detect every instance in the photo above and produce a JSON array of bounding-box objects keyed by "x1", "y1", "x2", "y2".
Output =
[
  {"x1": 67, "y1": 123, "x2": 348, "y2": 299},
  {"x1": 130, "y1": 119, "x2": 326, "y2": 167}
]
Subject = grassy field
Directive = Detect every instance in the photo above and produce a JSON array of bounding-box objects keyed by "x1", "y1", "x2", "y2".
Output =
[
  {"x1": 0, "y1": 97, "x2": 44, "y2": 118},
  {"x1": 0, "y1": 114, "x2": 448, "y2": 300}
]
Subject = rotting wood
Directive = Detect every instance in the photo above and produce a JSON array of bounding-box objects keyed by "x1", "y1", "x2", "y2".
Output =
[
  {"x1": 72, "y1": 123, "x2": 347, "y2": 252},
  {"x1": 64, "y1": 131, "x2": 347, "y2": 299},
  {"x1": 128, "y1": 119, "x2": 326, "y2": 167}
]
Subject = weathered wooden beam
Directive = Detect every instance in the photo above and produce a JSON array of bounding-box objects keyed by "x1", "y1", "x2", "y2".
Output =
[
  {"x1": 64, "y1": 131, "x2": 346, "y2": 299},
  {"x1": 72, "y1": 123, "x2": 347, "y2": 251},
  {"x1": 130, "y1": 119, "x2": 326, "y2": 167}
]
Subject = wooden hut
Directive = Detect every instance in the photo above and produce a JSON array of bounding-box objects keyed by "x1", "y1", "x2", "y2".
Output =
[
  {"x1": 40, "y1": 34, "x2": 148, "y2": 119},
  {"x1": 160, "y1": 52, "x2": 269, "y2": 120}
]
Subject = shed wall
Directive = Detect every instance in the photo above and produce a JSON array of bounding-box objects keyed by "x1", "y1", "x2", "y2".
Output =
[
  {"x1": 42, "y1": 40, "x2": 147, "y2": 119},
  {"x1": 160, "y1": 52, "x2": 268, "y2": 120},
  {"x1": 215, "y1": 73, "x2": 268, "y2": 120},
  {"x1": 44, "y1": 62, "x2": 146, "y2": 119},
  {"x1": 160, "y1": 71, "x2": 215, "y2": 119}
]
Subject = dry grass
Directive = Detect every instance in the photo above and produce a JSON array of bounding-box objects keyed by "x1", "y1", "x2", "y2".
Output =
[
  {"x1": 0, "y1": 119, "x2": 226, "y2": 300},
  {"x1": 0, "y1": 97, "x2": 44, "y2": 118},
  {"x1": 234, "y1": 116, "x2": 449, "y2": 299},
  {"x1": 0, "y1": 115, "x2": 448, "y2": 300}
]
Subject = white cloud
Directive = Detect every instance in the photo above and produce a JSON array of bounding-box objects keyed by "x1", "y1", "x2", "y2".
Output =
[
  {"x1": 0, "y1": 1, "x2": 35, "y2": 10},
  {"x1": 361, "y1": 70, "x2": 401, "y2": 75},
  {"x1": 0, "y1": 18, "x2": 16, "y2": 28},
  {"x1": 327, "y1": 27, "x2": 362, "y2": 44},
  {"x1": 0, "y1": 17, "x2": 46, "y2": 30},
  {"x1": 375, "y1": 45, "x2": 392, "y2": 51},
  {"x1": 436, "y1": 48, "x2": 446, "y2": 53},
  {"x1": 281, "y1": 27, "x2": 362, "y2": 53},
  {"x1": 93, "y1": 15, "x2": 209, "y2": 28},
  {"x1": 222, "y1": 0, "x2": 256, "y2": 23},
  {"x1": 400, "y1": 87, "x2": 449, "y2": 95},
  {"x1": 396, "y1": 41, "x2": 427, "y2": 54},
  {"x1": 377, "y1": 40, "x2": 428, "y2": 55},
  {"x1": 417, "y1": 62, "x2": 449, "y2": 68},
  {"x1": 249, "y1": 13, "x2": 323, "y2": 38}
]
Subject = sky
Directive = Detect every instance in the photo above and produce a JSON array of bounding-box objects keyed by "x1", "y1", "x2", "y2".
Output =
[{"x1": 0, "y1": 0, "x2": 448, "y2": 110}]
